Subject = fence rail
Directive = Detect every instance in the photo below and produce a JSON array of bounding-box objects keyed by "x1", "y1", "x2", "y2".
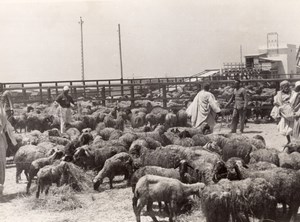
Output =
[{"x1": 2, "y1": 75, "x2": 300, "y2": 108}]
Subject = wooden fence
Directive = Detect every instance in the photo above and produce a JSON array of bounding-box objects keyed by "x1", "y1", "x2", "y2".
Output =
[{"x1": 2, "y1": 75, "x2": 300, "y2": 108}]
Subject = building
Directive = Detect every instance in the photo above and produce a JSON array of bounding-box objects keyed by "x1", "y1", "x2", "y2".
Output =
[{"x1": 245, "y1": 43, "x2": 298, "y2": 78}]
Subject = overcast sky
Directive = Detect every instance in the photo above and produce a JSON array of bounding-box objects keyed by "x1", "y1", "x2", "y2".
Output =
[{"x1": 0, "y1": 0, "x2": 299, "y2": 82}]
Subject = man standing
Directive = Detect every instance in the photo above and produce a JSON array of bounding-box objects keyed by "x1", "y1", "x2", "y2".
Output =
[
  {"x1": 55, "y1": 86, "x2": 75, "y2": 134},
  {"x1": 187, "y1": 83, "x2": 221, "y2": 131},
  {"x1": 225, "y1": 79, "x2": 248, "y2": 133}
]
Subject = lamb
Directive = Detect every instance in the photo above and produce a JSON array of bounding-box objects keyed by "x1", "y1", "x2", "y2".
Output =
[
  {"x1": 132, "y1": 174, "x2": 205, "y2": 222},
  {"x1": 164, "y1": 131, "x2": 195, "y2": 147},
  {"x1": 201, "y1": 178, "x2": 276, "y2": 222},
  {"x1": 26, "y1": 148, "x2": 64, "y2": 194},
  {"x1": 93, "y1": 152, "x2": 133, "y2": 190},
  {"x1": 35, "y1": 161, "x2": 69, "y2": 198}
]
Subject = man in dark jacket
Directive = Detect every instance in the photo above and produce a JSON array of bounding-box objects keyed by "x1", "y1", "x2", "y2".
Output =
[
  {"x1": 225, "y1": 79, "x2": 248, "y2": 133},
  {"x1": 55, "y1": 86, "x2": 75, "y2": 133}
]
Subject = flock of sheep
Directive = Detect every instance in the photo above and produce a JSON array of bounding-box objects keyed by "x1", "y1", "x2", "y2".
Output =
[{"x1": 7, "y1": 97, "x2": 300, "y2": 222}]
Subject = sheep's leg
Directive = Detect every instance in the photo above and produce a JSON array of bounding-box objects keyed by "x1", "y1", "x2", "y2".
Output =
[
  {"x1": 289, "y1": 204, "x2": 299, "y2": 222},
  {"x1": 45, "y1": 185, "x2": 50, "y2": 195},
  {"x1": 169, "y1": 200, "x2": 177, "y2": 222},
  {"x1": 16, "y1": 167, "x2": 22, "y2": 183},
  {"x1": 282, "y1": 202, "x2": 287, "y2": 214},
  {"x1": 146, "y1": 200, "x2": 158, "y2": 222},
  {"x1": 24, "y1": 170, "x2": 29, "y2": 181},
  {"x1": 36, "y1": 182, "x2": 41, "y2": 198},
  {"x1": 109, "y1": 177, "x2": 114, "y2": 189},
  {"x1": 134, "y1": 198, "x2": 147, "y2": 222}
]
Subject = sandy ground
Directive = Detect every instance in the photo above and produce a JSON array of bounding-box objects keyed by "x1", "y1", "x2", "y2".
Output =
[{"x1": 0, "y1": 122, "x2": 293, "y2": 222}]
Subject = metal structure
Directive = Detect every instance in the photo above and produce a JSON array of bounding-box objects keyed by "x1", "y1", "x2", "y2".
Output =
[
  {"x1": 118, "y1": 24, "x2": 124, "y2": 96},
  {"x1": 79, "y1": 17, "x2": 85, "y2": 81}
]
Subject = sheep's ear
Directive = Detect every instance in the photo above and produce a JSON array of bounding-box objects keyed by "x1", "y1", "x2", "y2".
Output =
[
  {"x1": 174, "y1": 162, "x2": 181, "y2": 169},
  {"x1": 187, "y1": 163, "x2": 194, "y2": 170},
  {"x1": 84, "y1": 149, "x2": 91, "y2": 158}
]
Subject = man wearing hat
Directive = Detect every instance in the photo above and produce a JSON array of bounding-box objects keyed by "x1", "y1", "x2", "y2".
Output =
[
  {"x1": 186, "y1": 83, "x2": 221, "y2": 132},
  {"x1": 55, "y1": 86, "x2": 75, "y2": 134}
]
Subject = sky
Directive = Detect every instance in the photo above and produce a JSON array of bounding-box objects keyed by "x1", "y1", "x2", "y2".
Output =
[{"x1": 0, "y1": 0, "x2": 299, "y2": 82}]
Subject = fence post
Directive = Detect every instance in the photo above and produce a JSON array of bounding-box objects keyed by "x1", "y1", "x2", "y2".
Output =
[
  {"x1": 83, "y1": 81, "x2": 86, "y2": 98},
  {"x1": 74, "y1": 87, "x2": 77, "y2": 100},
  {"x1": 130, "y1": 85, "x2": 135, "y2": 108},
  {"x1": 162, "y1": 85, "x2": 167, "y2": 108},
  {"x1": 22, "y1": 83, "x2": 27, "y2": 105},
  {"x1": 47, "y1": 88, "x2": 51, "y2": 103},
  {"x1": 109, "y1": 80, "x2": 112, "y2": 97},
  {"x1": 39, "y1": 83, "x2": 43, "y2": 103},
  {"x1": 69, "y1": 81, "x2": 73, "y2": 96},
  {"x1": 101, "y1": 86, "x2": 106, "y2": 106},
  {"x1": 96, "y1": 81, "x2": 99, "y2": 97},
  {"x1": 55, "y1": 82, "x2": 58, "y2": 96}
]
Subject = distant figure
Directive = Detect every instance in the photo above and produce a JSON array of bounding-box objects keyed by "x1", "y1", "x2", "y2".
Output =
[
  {"x1": 272, "y1": 80, "x2": 300, "y2": 145},
  {"x1": 0, "y1": 86, "x2": 17, "y2": 196},
  {"x1": 225, "y1": 79, "x2": 248, "y2": 133},
  {"x1": 55, "y1": 86, "x2": 75, "y2": 134},
  {"x1": 187, "y1": 83, "x2": 221, "y2": 131}
]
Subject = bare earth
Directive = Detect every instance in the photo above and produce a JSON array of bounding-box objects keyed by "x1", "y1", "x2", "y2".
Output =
[{"x1": 0, "y1": 122, "x2": 289, "y2": 222}]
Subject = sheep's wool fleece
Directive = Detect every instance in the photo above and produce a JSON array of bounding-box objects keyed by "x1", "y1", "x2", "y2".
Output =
[{"x1": 187, "y1": 90, "x2": 220, "y2": 128}]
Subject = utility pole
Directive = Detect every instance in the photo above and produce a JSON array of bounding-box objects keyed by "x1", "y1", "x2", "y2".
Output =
[
  {"x1": 118, "y1": 24, "x2": 124, "y2": 96},
  {"x1": 79, "y1": 17, "x2": 85, "y2": 81}
]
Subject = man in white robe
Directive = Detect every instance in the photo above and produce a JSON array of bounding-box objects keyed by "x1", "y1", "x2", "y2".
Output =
[
  {"x1": 187, "y1": 83, "x2": 221, "y2": 130},
  {"x1": 0, "y1": 90, "x2": 16, "y2": 195}
]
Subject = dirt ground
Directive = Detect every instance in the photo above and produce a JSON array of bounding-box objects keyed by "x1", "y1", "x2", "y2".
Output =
[{"x1": 0, "y1": 122, "x2": 293, "y2": 222}]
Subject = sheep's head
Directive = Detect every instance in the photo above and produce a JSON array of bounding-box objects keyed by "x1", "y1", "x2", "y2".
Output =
[
  {"x1": 252, "y1": 134, "x2": 266, "y2": 146},
  {"x1": 175, "y1": 160, "x2": 194, "y2": 177},
  {"x1": 79, "y1": 132, "x2": 94, "y2": 146},
  {"x1": 73, "y1": 145, "x2": 92, "y2": 167},
  {"x1": 200, "y1": 122, "x2": 211, "y2": 135},
  {"x1": 178, "y1": 130, "x2": 192, "y2": 139},
  {"x1": 93, "y1": 175, "x2": 103, "y2": 191},
  {"x1": 203, "y1": 141, "x2": 222, "y2": 155},
  {"x1": 226, "y1": 158, "x2": 247, "y2": 180},
  {"x1": 212, "y1": 160, "x2": 228, "y2": 183},
  {"x1": 196, "y1": 183, "x2": 206, "y2": 197}
]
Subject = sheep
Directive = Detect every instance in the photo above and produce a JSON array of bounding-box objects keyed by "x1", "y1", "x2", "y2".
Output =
[
  {"x1": 164, "y1": 131, "x2": 195, "y2": 147},
  {"x1": 103, "y1": 113, "x2": 125, "y2": 131},
  {"x1": 65, "y1": 127, "x2": 81, "y2": 141},
  {"x1": 35, "y1": 161, "x2": 69, "y2": 198},
  {"x1": 26, "y1": 113, "x2": 54, "y2": 132},
  {"x1": 129, "y1": 138, "x2": 161, "y2": 152},
  {"x1": 165, "y1": 111, "x2": 177, "y2": 128},
  {"x1": 130, "y1": 166, "x2": 181, "y2": 193},
  {"x1": 11, "y1": 113, "x2": 27, "y2": 133},
  {"x1": 145, "y1": 113, "x2": 161, "y2": 128},
  {"x1": 14, "y1": 143, "x2": 56, "y2": 183},
  {"x1": 284, "y1": 141, "x2": 300, "y2": 154},
  {"x1": 249, "y1": 148, "x2": 280, "y2": 166},
  {"x1": 278, "y1": 152, "x2": 300, "y2": 170},
  {"x1": 226, "y1": 159, "x2": 300, "y2": 221},
  {"x1": 134, "y1": 125, "x2": 170, "y2": 146},
  {"x1": 176, "y1": 108, "x2": 188, "y2": 127},
  {"x1": 168, "y1": 123, "x2": 211, "y2": 137},
  {"x1": 129, "y1": 145, "x2": 182, "y2": 170},
  {"x1": 131, "y1": 111, "x2": 146, "y2": 128},
  {"x1": 200, "y1": 178, "x2": 276, "y2": 222},
  {"x1": 73, "y1": 145, "x2": 127, "y2": 171},
  {"x1": 26, "y1": 148, "x2": 64, "y2": 194},
  {"x1": 93, "y1": 152, "x2": 133, "y2": 190},
  {"x1": 132, "y1": 174, "x2": 205, "y2": 222}
]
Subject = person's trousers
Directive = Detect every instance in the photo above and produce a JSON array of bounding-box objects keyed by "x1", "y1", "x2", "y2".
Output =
[
  {"x1": 0, "y1": 133, "x2": 8, "y2": 185},
  {"x1": 60, "y1": 107, "x2": 72, "y2": 134},
  {"x1": 231, "y1": 108, "x2": 246, "y2": 133}
]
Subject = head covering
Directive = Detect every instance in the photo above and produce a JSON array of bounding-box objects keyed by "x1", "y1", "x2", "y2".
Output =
[
  {"x1": 280, "y1": 80, "x2": 290, "y2": 87},
  {"x1": 295, "y1": 81, "x2": 300, "y2": 88},
  {"x1": 63, "y1": 85, "x2": 70, "y2": 91}
]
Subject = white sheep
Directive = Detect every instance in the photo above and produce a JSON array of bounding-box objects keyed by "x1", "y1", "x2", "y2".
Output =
[{"x1": 132, "y1": 174, "x2": 205, "y2": 222}]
